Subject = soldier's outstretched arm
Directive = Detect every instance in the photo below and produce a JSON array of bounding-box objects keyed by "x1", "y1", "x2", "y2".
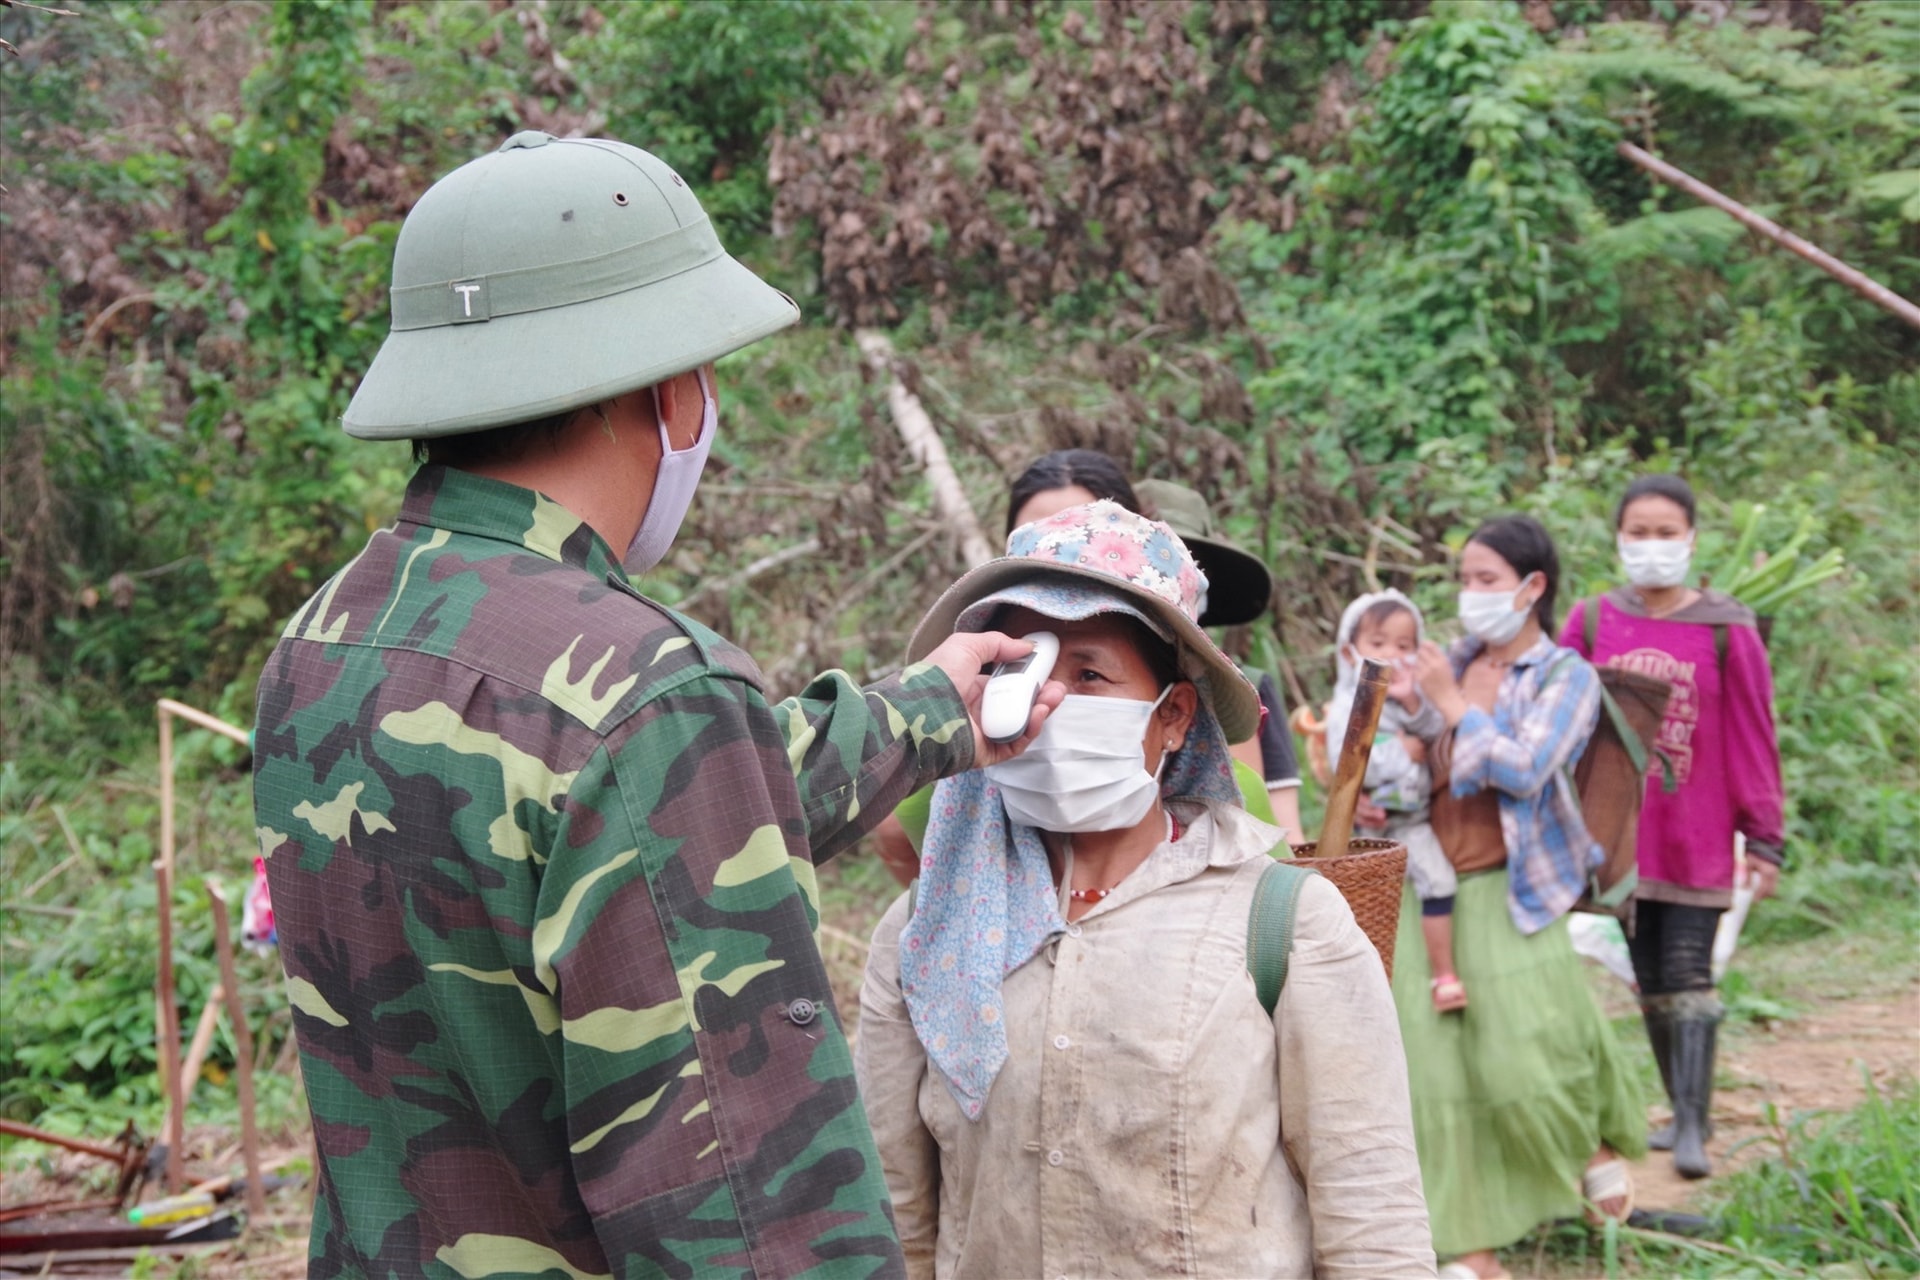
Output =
[{"x1": 775, "y1": 632, "x2": 1063, "y2": 861}]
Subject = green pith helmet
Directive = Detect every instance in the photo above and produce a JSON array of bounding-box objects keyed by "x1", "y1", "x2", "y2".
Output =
[
  {"x1": 1134, "y1": 479, "x2": 1274, "y2": 627},
  {"x1": 343, "y1": 131, "x2": 799, "y2": 440}
]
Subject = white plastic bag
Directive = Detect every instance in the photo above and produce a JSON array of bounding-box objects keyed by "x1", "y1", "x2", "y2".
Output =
[
  {"x1": 1569, "y1": 913, "x2": 1637, "y2": 989},
  {"x1": 1712, "y1": 835, "x2": 1755, "y2": 982}
]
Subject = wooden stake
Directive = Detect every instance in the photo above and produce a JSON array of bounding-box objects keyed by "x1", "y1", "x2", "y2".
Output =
[
  {"x1": 855, "y1": 330, "x2": 996, "y2": 568},
  {"x1": 1617, "y1": 142, "x2": 1920, "y2": 332},
  {"x1": 208, "y1": 881, "x2": 266, "y2": 1223}
]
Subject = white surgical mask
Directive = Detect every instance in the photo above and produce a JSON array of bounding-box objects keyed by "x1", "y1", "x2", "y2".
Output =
[
  {"x1": 983, "y1": 687, "x2": 1171, "y2": 833},
  {"x1": 625, "y1": 367, "x2": 717, "y2": 573},
  {"x1": 1458, "y1": 579, "x2": 1536, "y2": 646},
  {"x1": 1618, "y1": 535, "x2": 1693, "y2": 588}
]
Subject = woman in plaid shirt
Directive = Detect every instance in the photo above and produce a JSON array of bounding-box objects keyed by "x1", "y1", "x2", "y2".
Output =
[{"x1": 1385, "y1": 516, "x2": 1646, "y2": 1280}]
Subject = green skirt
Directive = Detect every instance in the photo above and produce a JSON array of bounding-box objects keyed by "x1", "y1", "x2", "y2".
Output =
[{"x1": 1391, "y1": 873, "x2": 1646, "y2": 1257}]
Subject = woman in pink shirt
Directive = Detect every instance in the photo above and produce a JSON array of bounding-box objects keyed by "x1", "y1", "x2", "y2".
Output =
[{"x1": 1561, "y1": 474, "x2": 1785, "y2": 1181}]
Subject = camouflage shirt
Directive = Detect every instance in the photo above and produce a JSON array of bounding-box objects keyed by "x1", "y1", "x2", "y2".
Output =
[{"x1": 254, "y1": 466, "x2": 971, "y2": 1279}]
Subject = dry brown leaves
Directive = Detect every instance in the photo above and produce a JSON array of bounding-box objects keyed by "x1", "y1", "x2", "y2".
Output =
[{"x1": 770, "y1": 0, "x2": 1291, "y2": 331}]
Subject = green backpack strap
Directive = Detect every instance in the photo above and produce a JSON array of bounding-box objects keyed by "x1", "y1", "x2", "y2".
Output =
[{"x1": 1248, "y1": 859, "x2": 1312, "y2": 1016}]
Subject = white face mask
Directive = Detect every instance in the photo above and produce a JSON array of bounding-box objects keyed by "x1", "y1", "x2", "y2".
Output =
[
  {"x1": 1458, "y1": 578, "x2": 1537, "y2": 646},
  {"x1": 1618, "y1": 534, "x2": 1693, "y2": 588},
  {"x1": 983, "y1": 687, "x2": 1171, "y2": 833},
  {"x1": 625, "y1": 367, "x2": 717, "y2": 574}
]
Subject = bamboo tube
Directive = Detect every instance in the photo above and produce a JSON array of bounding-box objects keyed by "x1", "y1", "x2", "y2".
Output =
[
  {"x1": 1617, "y1": 142, "x2": 1920, "y2": 332},
  {"x1": 1313, "y1": 657, "x2": 1392, "y2": 861},
  {"x1": 208, "y1": 881, "x2": 266, "y2": 1223}
]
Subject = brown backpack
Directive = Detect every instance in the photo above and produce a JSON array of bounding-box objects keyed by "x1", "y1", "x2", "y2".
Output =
[{"x1": 1544, "y1": 650, "x2": 1675, "y2": 921}]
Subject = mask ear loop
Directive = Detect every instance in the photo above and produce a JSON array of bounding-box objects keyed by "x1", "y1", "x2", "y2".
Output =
[{"x1": 653, "y1": 369, "x2": 717, "y2": 458}]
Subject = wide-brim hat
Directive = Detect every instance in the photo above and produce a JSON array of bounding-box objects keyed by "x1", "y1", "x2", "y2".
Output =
[
  {"x1": 907, "y1": 500, "x2": 1261, "y2": 742},
  {"x1": 1134, "y1": 479, "x2": 1274, "y2": 627},
  {"x1": 344, "y1": 131, "x2": 798, "y2": 440}
]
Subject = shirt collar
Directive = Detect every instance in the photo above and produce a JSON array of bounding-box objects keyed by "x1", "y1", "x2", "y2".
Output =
[
  {"x1": 399, "y1": 465, "x2": 627, "y2": 581},
  {"x1": 1451, "y1": 632, "x2": 1558, "y2": 673}
]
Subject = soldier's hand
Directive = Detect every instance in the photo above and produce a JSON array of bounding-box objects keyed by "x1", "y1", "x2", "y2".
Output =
[{"x1": 920, "y1": 631, "x2": 1065, "y2": 767}]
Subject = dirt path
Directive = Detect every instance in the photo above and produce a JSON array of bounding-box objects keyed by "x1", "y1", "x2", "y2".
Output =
[{"x1": 1628, "y1": 977, "x2": 1920, "y2": 1213}]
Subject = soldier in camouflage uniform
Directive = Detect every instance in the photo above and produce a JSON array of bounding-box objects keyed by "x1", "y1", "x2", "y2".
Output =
[{"x1": 253, "y1": 132, "x2": 1058, "y2": 1279}]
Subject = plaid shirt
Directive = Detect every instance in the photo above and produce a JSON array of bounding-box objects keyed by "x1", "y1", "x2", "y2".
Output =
[{"x1": 1448, "y1": 634, "x2": 1602, "y2": 934}]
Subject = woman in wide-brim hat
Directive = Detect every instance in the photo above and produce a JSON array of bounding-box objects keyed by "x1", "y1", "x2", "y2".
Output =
[{"x1": 854, "y1": 500, "x2": 1436, "y2": 1279}]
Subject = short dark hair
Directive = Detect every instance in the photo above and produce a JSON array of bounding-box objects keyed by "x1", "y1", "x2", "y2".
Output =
[
  {"x1": 1356, "y1": 597, "x2": 1415, "y2": 636},
  {"x1": 411, "y1": 406, "x2": 581, "y2": 467},
  {"x1": 1615, "y1": 474, "x2": 1697, "y2": 529},
  {"x1": 1466, "y1": 515, "x2": 1562, "y2": 635},
  {"x1": 1005, "y1": 449, "x2": 1139, "y2": 535}
]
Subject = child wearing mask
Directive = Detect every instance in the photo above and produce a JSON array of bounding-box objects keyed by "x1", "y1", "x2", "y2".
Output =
[{"x1": 1327, "y1": 591, "x2": 1462, "y2": 1012}]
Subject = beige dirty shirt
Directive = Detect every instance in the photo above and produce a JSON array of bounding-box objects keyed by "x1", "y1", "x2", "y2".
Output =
[{"x1": 856, "y1": 801, "x2": 1435, "y2": 1280}]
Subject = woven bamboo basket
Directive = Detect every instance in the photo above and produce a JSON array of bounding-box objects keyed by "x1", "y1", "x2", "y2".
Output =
[{"x1": 1282, "y1": 837, "x2": 1407, "y2": 979}]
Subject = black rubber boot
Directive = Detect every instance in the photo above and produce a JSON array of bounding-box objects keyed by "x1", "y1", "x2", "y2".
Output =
[
  {"x1": 1640, "y1": 996, "x2": 1678, "y2": 1151},
  {"x1": 1669, "y1": 994, "x2": 1722, "y2": 1180}
]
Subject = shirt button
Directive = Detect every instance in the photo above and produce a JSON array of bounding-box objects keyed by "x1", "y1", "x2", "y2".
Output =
[
  {"x1": 785, "y1": 998, "x2": 817, "y2": 1026},
  {"x1": 1052, "y1": 1034, "x2": 1071, "y2": 1050},
  {"x1": 1046, "y1": 1149, "x2": 1064, "y2": 1166},
  {"x1": 1065, "y1": 923, "x2": 1083, "y2": 938}
]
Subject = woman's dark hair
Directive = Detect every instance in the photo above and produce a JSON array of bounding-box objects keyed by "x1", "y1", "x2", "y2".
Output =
[
  {"x1": 1614, "y1": 473, "x2": 1697, "y2": 530},
  {"x1": 1466, "y1": 515, "x2": 1562, "y2": 635},
  {"x1": 1005, "y1": 449, "x2": 1139, "y2": 534}
]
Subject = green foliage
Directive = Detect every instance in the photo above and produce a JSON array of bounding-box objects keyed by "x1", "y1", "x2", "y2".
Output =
[
  {"x1": 1706, "y1": 1074, "x2": 1920, "y2": 1272},
  {"x1": 1500, "y1": 1075, "x2": 1920, "y2": 1275},
  {"x1": 2, "y1": 0, "x2": 1915, "y2": 1160},
  {"x1": 581, "y1": 0, "x2": 897, "y2": 241}
]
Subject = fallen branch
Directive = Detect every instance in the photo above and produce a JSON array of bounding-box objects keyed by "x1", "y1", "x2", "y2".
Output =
[
  {"x1": 675, "y1": 537, "x2": 822, "y2": 613},
  {"x1": 855, "y1": 330, "x2": 995, "y2": 568},
  {"x1": 1618, "y1": 142, "x2": 1920, "y2": 332},
  {"x1": 82, "y1": 292, "x2": 158, "y2": 346}
]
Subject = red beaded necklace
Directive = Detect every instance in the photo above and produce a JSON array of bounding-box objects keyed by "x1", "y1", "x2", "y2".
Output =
[{"x1": 1067, "y1": 814, "x2": 1182, "y2": 903}]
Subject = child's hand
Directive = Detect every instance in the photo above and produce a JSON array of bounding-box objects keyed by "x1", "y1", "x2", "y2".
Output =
[
  {"x1": 1400, "y1": 733, "x2": 1427, "y2": 765},
  {"x1": 1387, "y1": 662, "x2": 1418, "y2": 707}
]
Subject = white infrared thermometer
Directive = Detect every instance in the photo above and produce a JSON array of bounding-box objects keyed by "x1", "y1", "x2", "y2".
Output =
[{"x1": 980, "y1": 631, "x2": 1060, "y2": 745}]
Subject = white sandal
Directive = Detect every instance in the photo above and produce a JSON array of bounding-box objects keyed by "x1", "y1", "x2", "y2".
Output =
[{"x1": 1582, "y1": 1156, "x2": 1634, "y2": 1224}]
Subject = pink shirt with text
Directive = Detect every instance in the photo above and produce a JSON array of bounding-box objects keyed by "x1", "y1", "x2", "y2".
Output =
[{"x1": 1562, "y1": 594, "x2": 1784, "y2": 899}]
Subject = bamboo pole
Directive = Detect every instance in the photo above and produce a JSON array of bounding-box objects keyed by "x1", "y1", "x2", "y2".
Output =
[
  {"x1": 855, "y1": 330, "x2": 996, "y2": 568},
  {"x1": 154, "y1": 706, "x2": 186, "y2": 1192},
  {"x1": 156, "y1": 698, "x2": 253, "y2": 747},
  {"x1": 178, "y1": 984, "x2": 225, "y2": 1112},
  {"x1": 1313, "y1": 657, "x2": 1392, "y2": 861},
  {"x1": 208, "y1": 881, "x2": 266, "y2": 1223},
  {"x1": 152, "y1": 699, "x2": 249, "y2": 1193},
  {"x1": 1617, "y1": 142, "x2": 1920, "y2": 332}
]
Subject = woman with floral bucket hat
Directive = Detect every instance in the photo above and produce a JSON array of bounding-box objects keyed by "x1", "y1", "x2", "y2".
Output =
[
  {"x1": 871, "y1": 455, "x2": 1286, "y2": 885},
  {"x1": 855, "y1": 501, "x2": 1436, "y2": 1279}
]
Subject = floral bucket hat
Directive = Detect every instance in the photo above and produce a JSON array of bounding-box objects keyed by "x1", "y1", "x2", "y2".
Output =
[{"x1": 908, "y1": 500, "x2": 1261, "y2": 742}]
